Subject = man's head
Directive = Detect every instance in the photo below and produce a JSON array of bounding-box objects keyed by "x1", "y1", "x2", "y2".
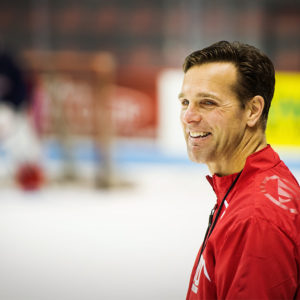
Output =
[
  {"x1": 183, "y1": 41, "x2": 275, "y2": 130},
  {"x1": 179, "y1": 41, "x2": 274, "y2": 175}
]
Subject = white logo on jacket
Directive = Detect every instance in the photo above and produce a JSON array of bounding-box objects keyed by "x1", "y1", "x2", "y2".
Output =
[
  {"x1": 261, "y1": 175, "x2": 299, "y2": 214},
  {"x1": 192, "y1": 255, "x2": 211, "y2": 294}
]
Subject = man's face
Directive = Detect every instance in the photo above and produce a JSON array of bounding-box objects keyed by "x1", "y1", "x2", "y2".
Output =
[{"x1": 179, "y1": 62, "x2": 248, "y2": 166}]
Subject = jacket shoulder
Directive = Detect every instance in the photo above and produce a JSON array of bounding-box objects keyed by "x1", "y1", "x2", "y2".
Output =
[{"x1": 242, "y1": 161, "x2": 300, "y2": 242}]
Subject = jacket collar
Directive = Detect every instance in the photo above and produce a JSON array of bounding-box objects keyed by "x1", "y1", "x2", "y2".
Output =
[{"x1": 206, "y1": 145, "x2": 281, "y2": 204}]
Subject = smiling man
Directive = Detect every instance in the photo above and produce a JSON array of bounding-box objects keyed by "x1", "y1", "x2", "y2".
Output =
[{"x1": 179, "y1": 41, "x2": 300, "y2": 300}]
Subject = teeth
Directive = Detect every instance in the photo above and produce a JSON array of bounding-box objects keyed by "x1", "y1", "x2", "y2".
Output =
[{"x1": 190, "y1": 131, "x2": 210, "y2": 138}]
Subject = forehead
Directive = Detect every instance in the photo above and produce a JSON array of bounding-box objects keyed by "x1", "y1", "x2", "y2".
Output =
[{"x1": 180, "y1": 62, "x2": 238, "y2": 99}]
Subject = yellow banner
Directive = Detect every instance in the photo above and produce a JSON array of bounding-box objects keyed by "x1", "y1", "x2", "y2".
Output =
[{"x1": 266, "y1": 72, "x2": 300, "y2": 146}]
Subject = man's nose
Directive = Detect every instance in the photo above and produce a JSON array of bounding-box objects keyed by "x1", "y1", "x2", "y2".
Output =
[{"x1": 182, "y1": 104, "x2": 202, "y2": 124}]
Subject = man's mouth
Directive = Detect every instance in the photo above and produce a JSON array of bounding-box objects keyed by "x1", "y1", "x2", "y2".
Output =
[{"x1": 189, "y1": 131, "x2": 211, "y2": 138}]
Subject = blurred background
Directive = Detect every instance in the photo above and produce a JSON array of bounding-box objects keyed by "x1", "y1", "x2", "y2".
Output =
[{"x1": 0, "y1": 0, "x2": 299, "y2": 299}]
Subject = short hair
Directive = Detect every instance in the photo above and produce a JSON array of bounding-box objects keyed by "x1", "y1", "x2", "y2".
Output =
[{"x1": 183, "y1": 41, "x2": 275, "y2": 130}]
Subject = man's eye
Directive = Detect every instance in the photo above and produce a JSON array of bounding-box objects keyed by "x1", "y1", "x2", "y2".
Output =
[
  {"x1": 202, "y1": 100, "x2": 215, "y2": 105},
  {"x1": 181, "y1": 99, "x2": 189, "y2": 106}
]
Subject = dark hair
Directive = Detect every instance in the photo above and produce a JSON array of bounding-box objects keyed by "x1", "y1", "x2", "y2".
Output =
[{"x1": 183, "y1": 41, "x2": 275, "y2": 130}]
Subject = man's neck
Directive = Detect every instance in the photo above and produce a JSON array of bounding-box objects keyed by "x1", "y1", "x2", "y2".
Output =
[{"x1": 208, "y1": 131, "x2": 267, "y2": 177}]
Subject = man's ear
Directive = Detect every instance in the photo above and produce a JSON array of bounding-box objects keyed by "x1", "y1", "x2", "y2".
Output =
[{"x1": 246, "y1": 95, "x2": 265, "y2": 127}]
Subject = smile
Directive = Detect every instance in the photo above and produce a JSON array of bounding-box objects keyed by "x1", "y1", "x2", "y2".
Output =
[{"x1": 189, "y1": 131, "x2": 211, "y2": 138}]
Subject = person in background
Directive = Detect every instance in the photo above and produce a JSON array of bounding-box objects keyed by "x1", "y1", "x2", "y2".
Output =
[
  {"x1": 0, "y1": 44, "x2": 44, "y2": 190},
  {"x1": 178, "y1": 41, "x2": 300, "y2": 300}
]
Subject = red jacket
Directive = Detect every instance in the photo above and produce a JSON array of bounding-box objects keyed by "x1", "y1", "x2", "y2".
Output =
[{"x1": 186, "y1": 145, "x2": 300, "y2": 300}]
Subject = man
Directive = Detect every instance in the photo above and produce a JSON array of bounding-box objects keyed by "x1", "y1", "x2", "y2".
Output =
[{"x1": 179, "y1": 41, "x2": 300, "y2": 299}]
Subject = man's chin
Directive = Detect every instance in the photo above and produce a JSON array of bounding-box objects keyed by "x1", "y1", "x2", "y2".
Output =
[{"x1": 188, "y1": 151, "x2": 207, "y2": 164}]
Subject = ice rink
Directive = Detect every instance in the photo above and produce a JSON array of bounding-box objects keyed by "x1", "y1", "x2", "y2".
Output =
[
  {"x1": 0, "y1": 159, "x2": 216, "y2": 300},
  {"x1": 0, "y1": 154, "x2": 299, "y2": 300}
]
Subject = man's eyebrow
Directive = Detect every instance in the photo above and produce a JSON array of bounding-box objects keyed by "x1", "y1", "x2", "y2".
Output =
[
  {"x1": 178, "y1": 92, "x2": 185, "y2": 99},
  {"x1": 196, "y1": 92, "x2": 221, "y2": 101},
  {"x1": 178, "y1": 92, "x2": 221, "y2": 101}
]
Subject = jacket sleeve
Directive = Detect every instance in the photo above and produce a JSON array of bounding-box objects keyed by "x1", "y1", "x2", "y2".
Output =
[{"x1": 214, "y1": 216, "x2": 298, "y2": 300}]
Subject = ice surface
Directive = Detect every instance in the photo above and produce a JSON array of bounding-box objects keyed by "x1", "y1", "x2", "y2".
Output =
[{"x1": 0, "y1": 164, "x2": 214, "y2": 300}]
